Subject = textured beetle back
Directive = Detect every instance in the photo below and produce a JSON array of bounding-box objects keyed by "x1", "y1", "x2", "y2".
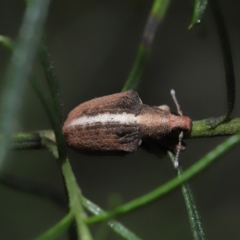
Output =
[{"x1": 63, "y1": 90, "x2": 142, "y2": 153}]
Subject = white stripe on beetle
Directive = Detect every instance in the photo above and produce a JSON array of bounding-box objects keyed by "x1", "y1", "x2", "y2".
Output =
[{"x1": 68, "y1": 112, "x2": 136, "y2": 127}]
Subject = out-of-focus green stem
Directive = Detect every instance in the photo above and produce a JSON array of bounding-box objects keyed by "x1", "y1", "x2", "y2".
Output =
[
  {"x1": 0, "y1": 35, "x2": 14, "y2": 51},
  {"x1": 0, "y1": 0, "x2": 50, "y2": 170},
  {"x1": 85, "y1": 134, "x2": 240, "y2": 224},
  {"x1": 0, "y1": 172, "x2": 142, "y2": 240},
  {"x1": 35, "y1": 211, "x2": 74, "y2": 240},
  {"x1": 122, "y1": 0, "x2": 171, "y2": 91}
]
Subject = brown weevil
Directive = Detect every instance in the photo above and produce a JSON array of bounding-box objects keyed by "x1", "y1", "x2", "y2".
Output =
[{"x1": 63, "y1": 89, "x2": 191, "y2": 166}]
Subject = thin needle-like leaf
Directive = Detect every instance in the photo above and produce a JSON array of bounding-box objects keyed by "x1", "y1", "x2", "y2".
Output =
[
  {"x1": 86, "y1": 134, "x2": 240, "y2": 224},
  {"x1": 169, "y1": 152, "x2": 205, "y2": 240},
  {"x1": 122, "y1": 0, "x2": 171, "y2": 91},
  {"x1": 35, "y1": 211, "x2": 74, "y2": 240},
  {"x1": 207, "y1": 0, "x2": 235, "y2": 127},
  {"x1": 189, "y1": 0, "x2": 208, "y2": 28}
]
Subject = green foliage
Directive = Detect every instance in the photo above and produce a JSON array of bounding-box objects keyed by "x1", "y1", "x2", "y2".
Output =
[
  {"x1": 189, "y1": 0, "x2": 208, "y2": 28},
  {"x1": 0, "y1": 0, "x2": 239, "y2": 239}
]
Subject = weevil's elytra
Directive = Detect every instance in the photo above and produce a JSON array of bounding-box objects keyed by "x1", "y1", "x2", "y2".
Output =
[{"x1": 63, "y1": 90, "x2": 191, "y2": 154}]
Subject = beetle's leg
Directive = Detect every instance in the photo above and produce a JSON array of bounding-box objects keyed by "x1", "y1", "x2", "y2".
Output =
[{"x1": 170, "y1": 89, "x2": 184, "y2": 168}]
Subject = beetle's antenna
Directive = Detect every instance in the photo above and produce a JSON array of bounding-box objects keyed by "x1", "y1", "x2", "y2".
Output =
[
  {"x1": 170, "y1": 89, "x2": 183, "y2": 168},
  {"x1": 170, "y1": 89, "x2": 182, "y2": 116}
]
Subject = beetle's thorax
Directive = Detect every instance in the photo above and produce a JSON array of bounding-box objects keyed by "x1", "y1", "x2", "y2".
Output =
[{"x1": 136, "y1": 104, "x2": 169, "y2": 139}]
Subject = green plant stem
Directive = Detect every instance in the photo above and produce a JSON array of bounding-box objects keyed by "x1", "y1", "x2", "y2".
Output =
[
  {"x1": 169, "y1": 152, "x2": 205, "y2": 240},
  {"x1": 122, "y1": 0, "x2": 171, "y2": 91},
  {"x1": 41, "y1": 137, "x2": 92, "y2": 240},
  {"x1": 181, "y1": 181, "x2": 205, "y2": 240},
  {"x1": 0, "y1": 23, "x2": 66, "y2": 164},
  {"x1": 188, "y1": 118, "x2": 240, "y2": 138},
  {"x1": 85, "y1": 134, "x2": 240, "y2": 224},
  {"x1": 0, "y1": 0, "x2": 50, "y2": 170},
  {"x1": 207, "y1": 0, "x2": 235, "y2": 127},
  {"x1": 38, "y1": 36, "x2": 66, "y2": 163},
  {"x1": 61, "y1": 160, "x2": 92, "y2": 240},
  {"x1": 82, "y1": 198, "x2": 142, "y2": 240},
  {"x1": 12, "y1": 132, "x2": 43, "y2": 150},
  {"x1": 35, "y1": 211, "x2": 74, "y2": 240},
  {"x1": 39, "y1": 35, "x2": 63, "y2": 123},
  {"x1": 0, "y1": 173, "x2": 142, "y2": 240},
  {"x1": 9, "y1": 118, "x2": 240, "y2": 152},
  {"x1": 30, "y1": 75, "x2": 67, "y2": 164}
]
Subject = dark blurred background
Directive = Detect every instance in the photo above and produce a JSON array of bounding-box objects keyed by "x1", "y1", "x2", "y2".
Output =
[{"x1": 0, "y1": 0, "x2": 240, "y2": 239}]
